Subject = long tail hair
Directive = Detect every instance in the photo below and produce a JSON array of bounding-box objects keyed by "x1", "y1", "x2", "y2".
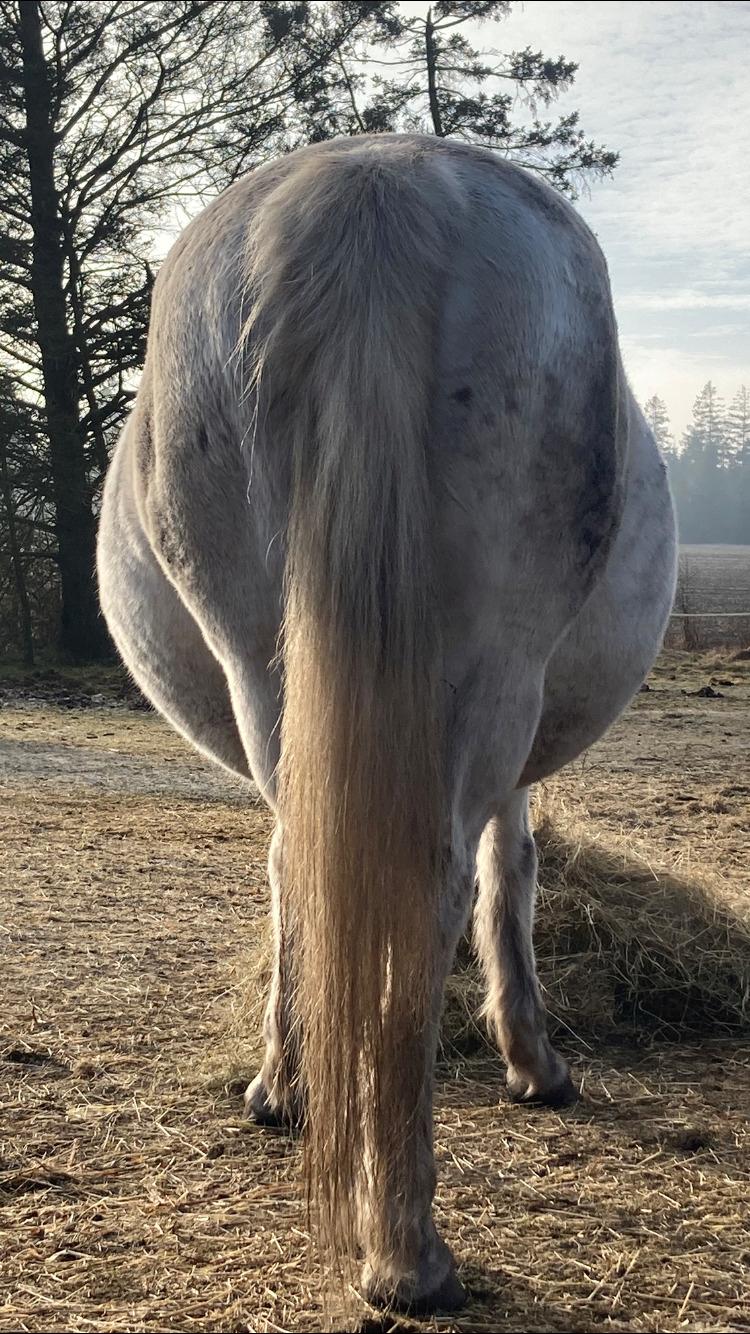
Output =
[{"x1": 242, "y1": 142, "x2": 451, "y2": 1284}]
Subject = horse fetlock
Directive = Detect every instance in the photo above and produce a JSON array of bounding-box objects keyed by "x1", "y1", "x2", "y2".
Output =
[{"x1": 361, "y1": 1229, "x2": 466, "y2": 1315}]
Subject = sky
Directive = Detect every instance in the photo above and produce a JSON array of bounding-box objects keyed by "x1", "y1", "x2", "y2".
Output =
[{"x1": 484, "y1": 0, "x2": 750, "y2": 435}]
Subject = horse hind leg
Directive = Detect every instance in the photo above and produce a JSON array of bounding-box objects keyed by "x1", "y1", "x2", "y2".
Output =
[
  {"x1": 473, "y1": 789, "x2": 576, "y2": 1107},
  {"x1": 101, "y1": 444, "x2": 303, "y2": 1130},
  {"x1": 361, "y1": 859, "x2": 473, "y2": 1313},
  {"x1": 244, "y1": 823, "x2": 303, "y2": 1129}
]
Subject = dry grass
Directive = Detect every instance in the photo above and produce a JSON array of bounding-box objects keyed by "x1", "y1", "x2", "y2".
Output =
[
  {"x1": 665, "y1": 545, "x2": 750, "y2": 649},
  {"x1": 1, "y1": 649, "x2": 749, "y2": 1332},
  {"x1": 440, "y1": 787, "x2": 750, "y2": 1064}
]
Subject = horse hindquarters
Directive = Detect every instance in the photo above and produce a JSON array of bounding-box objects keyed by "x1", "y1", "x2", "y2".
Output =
[
  {"x1": 97, "y1": 424, "x2": 250, "y2": 781},
  {"x1": 98, "y1": 131, "x2": 650, "y2": 1317}
]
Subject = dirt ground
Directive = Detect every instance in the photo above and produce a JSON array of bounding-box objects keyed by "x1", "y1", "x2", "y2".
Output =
[{"x1": 1, "y1": 650, "x2": 749, "y2": 1333}]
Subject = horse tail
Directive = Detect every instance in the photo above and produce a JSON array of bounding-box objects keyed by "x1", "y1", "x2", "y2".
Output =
[{"x1": 241, "y1": 144, "x2": 451, "y2": 1285}]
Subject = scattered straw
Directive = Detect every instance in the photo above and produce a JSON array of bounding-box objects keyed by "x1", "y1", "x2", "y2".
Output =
[{"x1": 1, "y1": 648, "x2": 748, "y2": 1331}]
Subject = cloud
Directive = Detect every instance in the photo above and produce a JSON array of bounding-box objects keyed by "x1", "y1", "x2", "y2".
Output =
[{"x1": 618, "y1": 291, "x2": 750, "y2": 312}]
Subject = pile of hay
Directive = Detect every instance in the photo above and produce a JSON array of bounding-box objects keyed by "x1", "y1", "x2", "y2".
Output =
[
  {"x1": 218, "y1": 789, "x2": 750, "y2": 1085},
  {"x1": 443, "y1": 790, "x2": 750, "y2": 1060}
]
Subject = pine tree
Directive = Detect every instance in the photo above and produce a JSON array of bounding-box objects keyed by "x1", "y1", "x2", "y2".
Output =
[
  {"x1": 340, "y1": 2, "x2": 618, "y2": 196},
  {"x1": 645, "y1": 393, "x2": 688, "y2": 536},
  {"x1": 680, "y1": 382, "x2": 730, "y2": 543},
  {"x1": 726, "y1": 386, "x2": 750, "y2": 543},
  {"x1": 726, "y1": 386, "x2": 750, "y2": 464},
  {"x1": 644, "y1": 395, "x2": 674, "y2": 458}
]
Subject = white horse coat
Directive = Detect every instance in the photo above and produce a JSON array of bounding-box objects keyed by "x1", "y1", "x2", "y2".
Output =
[{"x1": 98, "y1": 135, "x2": 676, "y2": 1312}]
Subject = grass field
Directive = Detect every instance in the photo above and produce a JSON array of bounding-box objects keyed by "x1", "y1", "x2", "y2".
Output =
[
  {"x1": 1, "y1": 648, "x2": 749, "y2": 1333},
  {"x1": 667, "y1": 545, "x2": 750, "y2": 649}
]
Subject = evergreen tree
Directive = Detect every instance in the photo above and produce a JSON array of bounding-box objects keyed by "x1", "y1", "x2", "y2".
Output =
[
  {"x1": 647, "y1": 382, "x2": 749, "y2": 547},
  {"x1": 679, "y1": 382, "x2": 730, "y2": 543},
  {"x1": 726, "y1": 386, "x2": 750, "y2": 464},
  {"x1": 726, "y1": 386, "x2": 750, "y2": 542},
  {"x1": 644, "y1": 394, "x2": 674, "y2": 458},
  {"x1": 645, "y1": 394, "x2": 687, "y2": 537},
  {"x1": 340, "y1": 2, "x2": 618, "y2": 196}
]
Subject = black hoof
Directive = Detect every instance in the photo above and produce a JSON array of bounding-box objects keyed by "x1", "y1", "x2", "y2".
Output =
[
  {"x1": 408, "y1": 1267, "x2": 467, "y2": 1315},
  {"x1": 246, "y1": 1101, "x2": 292, "y2": 1129},
  {"x1": 508, "y1": 1073, "x2": 578, "y2": 1109},
  {"x1": 363, "y1": 1266, "x2": 467, "y2": 1315},
  {"x1": 243, "y1": 1076, "x2": 303, "y2": 1131}
]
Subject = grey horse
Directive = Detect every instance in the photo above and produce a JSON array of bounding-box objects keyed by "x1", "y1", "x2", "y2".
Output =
[{"x1": 98, "y1": 134, "x2": 676, "y2": 1313}]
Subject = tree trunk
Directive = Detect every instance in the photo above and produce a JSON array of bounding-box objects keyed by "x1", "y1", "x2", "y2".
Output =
[
  {"x1": 425, "y1": 10, "x2": 444, "y2": 137},
  {"x1": 18, "y1": 0, "x2": 110, "y2": 660},
  {"x1": 0, "y1": 441, "x2": 34, "y2": 666},
  {"x1": 64, "y1": 227, "x2": 110, "y2": 479}
]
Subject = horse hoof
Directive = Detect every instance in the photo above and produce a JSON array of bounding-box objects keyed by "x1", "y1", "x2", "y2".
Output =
[
  {"x1": 362, "y1": 1258, "x2": 466, "y2": 1314},
  {"x1": 507, "y1": 1070, "x2": 578, "y2": 1109},
  {"x1": 407, "y1": 1266, "x2": 467, "y2": 1314},
  {"x1": 243, "y1": 1074, "x2": 301, "y2": 1130}
]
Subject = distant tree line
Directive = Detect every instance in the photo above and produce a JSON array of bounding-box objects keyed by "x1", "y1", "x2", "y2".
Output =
[
  {"x1": 0, "y1": 0, "x2": 618, "y2": 665},
  {"x1": 645, "y1": 383, "x2": 750, "y2": 546}
]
